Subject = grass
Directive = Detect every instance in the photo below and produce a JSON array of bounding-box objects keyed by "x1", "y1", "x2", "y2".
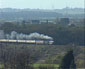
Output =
[
  {"x1": 33, "y1": 64, "x2": 59, "y2": 69},
  {"x1": 0, "y1": 64, "x2": 59, "y2": 69},
  {"x1": 0, "y1": 64, "x2": 4, "y2": 69}
]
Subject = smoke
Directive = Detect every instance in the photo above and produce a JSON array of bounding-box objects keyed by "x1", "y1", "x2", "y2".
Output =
[
  {"x1": 5, "y1": 31, "x2": 53, "y2": 40},
  {"x1": 10, "y1": 31, "x2": 17, "y2": 39},
  {"x1": 28, "y1": 32, "x2": 53, "y2": 40}
]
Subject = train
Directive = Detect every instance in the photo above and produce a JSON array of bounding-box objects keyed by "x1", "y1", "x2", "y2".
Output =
[{"x1": 0, "y1": 39, "x2": 54, "y2": 45}]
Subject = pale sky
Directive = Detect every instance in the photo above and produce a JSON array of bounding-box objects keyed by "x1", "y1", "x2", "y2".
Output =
[{"x1": 0, "y1": 0, "x2": 84, "y2": 9}]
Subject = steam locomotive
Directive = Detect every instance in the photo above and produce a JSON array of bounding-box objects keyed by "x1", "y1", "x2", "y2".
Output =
[{"x1": 0, "y1": 39, "x2": 54, "y2": 45}]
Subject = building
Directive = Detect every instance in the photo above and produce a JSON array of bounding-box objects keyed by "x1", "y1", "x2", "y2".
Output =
[
  {"x1": 59, "y1": 18, "x2": 70, "y2": 26},
  {"x1": 31, "y1": 20, "x2": 40, "y2": 24},
  {"x1": 0, "y1": 30, "x2": 5, "y2": 39}
]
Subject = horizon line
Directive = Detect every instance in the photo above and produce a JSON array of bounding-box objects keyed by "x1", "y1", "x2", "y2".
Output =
[{"x1": 0, "y1": 7, "x2": 84, "y2": 10}]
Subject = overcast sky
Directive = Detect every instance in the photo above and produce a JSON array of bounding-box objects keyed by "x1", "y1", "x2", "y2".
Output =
[{"x1": 0, "y1": 0, "x2": 84, "y2": 9}]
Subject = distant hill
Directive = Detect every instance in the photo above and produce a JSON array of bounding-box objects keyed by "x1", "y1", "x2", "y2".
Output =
[
  {"x1": 0, "y1": 8, "x2": 84, "y2": 20},
  {"x1": 55, "y1": 7, "x2": 84, "y2": 14}
]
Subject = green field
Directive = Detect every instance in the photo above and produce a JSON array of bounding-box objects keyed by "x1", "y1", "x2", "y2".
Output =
[
  {"x1": 33, "y1": 64, "x2": 59, "y2": 69},
  {"x1": 0, "y1": 64, "x2": 59, "y2": 69}
]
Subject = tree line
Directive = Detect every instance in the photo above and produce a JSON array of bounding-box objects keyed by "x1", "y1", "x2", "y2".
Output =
[{"x1": 0, "y1": 22, "x2": 84, "y2": 45}]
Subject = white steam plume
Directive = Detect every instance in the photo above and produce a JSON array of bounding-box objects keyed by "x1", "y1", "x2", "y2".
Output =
[{"x1": 6, "y1": 31, "x2": 53, "y2": 40}]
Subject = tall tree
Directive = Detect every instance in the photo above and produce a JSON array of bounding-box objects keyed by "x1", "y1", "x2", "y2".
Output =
[{"x1": 59, "y1": 50, "x2": 76, "y2": 69}]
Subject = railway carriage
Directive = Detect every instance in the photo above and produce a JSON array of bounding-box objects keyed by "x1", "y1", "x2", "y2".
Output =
[{"x1": 0, "y1": 39, "x2": 54, "y2": 45}]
